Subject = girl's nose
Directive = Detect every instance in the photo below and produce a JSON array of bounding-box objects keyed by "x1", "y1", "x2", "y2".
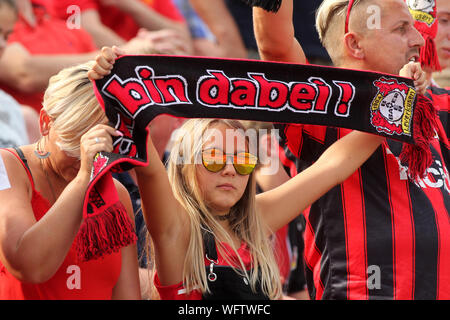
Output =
[{"x1": 221, "y1": 156, "x2": 236, "y2": 176}]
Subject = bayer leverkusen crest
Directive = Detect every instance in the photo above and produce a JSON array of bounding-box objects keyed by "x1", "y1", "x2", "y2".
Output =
[
  {"x1": 370, "y1": 78, "x2": 415, "y2": 137},
  {"x1": 91, "y1": 153, "x2": 110, "y2": 181}
]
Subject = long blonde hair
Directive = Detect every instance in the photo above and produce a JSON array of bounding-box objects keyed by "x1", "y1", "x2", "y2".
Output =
[{"x1": 165, "y1": 118, "x2": 282, "y2": 299}]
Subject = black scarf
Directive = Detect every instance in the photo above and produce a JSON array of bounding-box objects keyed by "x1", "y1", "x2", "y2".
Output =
[{"x1": 76, "y1": 55, "x2": 437, "y2": 262}]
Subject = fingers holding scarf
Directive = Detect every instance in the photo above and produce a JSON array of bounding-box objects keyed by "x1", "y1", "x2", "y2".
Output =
[{"x1": 78, "y1": 124, "x2": 123, "y2": 180}]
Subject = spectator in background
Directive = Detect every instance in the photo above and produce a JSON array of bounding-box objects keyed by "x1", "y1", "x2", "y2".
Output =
[
  {"x1": 0, "y1": 0, "x2": 39, "y2": 147},
  {"x1": 46, "y1": 0, "x2": 192, "y2": 53},
  {"x1": 424, "y1": 0, "x2": 450, "y2": 151},
  {"x1": 0, "y1": 0, "x2": 98, "y2": 112},
  {"x1": 188, "y1": 0, "x2": 247, "y2": 58},
  {"x1": 0, "y1": 0, "x2": 157, "y2": 113},
  {"x1": 173, "y1": 0, "x2": 216, "y2": 56},
  {"x1": 434, "y1": 0, "x2": 450, "y2": 87},
  {"x1": 0, "y1": 90, "x2": 39, "y2": 147}
]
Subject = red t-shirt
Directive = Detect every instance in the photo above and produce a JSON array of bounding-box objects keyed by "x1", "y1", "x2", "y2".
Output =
[
  {"x1": 0, "y1": 4, "x2": 97, "y2": 112},
  {"x1": 47, "y1": 0, "x2": 185, "y2": 41},
  {"x1": 0, "y1": 149, "x2": 122, "y2": 299},
  {"x1": 155, "y1": 241, "x2": 252, "y2": 300}
]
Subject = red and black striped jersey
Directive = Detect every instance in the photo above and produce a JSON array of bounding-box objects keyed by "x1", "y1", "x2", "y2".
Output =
[
  {"x1": 277, "y1": 87, "x2": 450, "y2": 299},
  {"x1": 427, "y1": 86, "x2": 449, "y2": 147}
]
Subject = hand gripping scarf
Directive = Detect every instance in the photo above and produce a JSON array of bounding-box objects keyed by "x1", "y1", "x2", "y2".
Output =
[
  {"x1": 77, "y1": 54, "x2": 437, "y2": 262},
  {"x1": 405, "y1": 0, "x2": 441, "y2": 71},
  {"x1": 244, "y1": 0, "x2": 442, "y2": 71}
]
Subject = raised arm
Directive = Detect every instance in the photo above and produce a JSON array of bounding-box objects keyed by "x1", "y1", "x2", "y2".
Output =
[
  {"x1": 95, "y1": 0, "x2": 192, "y2": 50},
  {"x1": 0, "y1": 38, "x2": 159, "y2": 94},
  {"x1": 89, "y1": 47, "x2": 191, "y2": 286},
  {"x1": 0, "y1": 43, "x2": 98, "y2": 93},
  {"x1": 190, "y1": 0, "x2": 247, "y2": 58},
  {"x1": 253, "y1": 0, "x2": 306, "y2": 63},
  {"x1": 80, "y1": 9, "x2": 127, "y2": 48},
  {"x1": 111, "y1": 0, "x2": 189, "y2": 36},
  {"x1": 256, "y1": 131, "x2": 384, "y2": 234},
  {"x1": 134, "y1": 129, "x2": 190, "y2": 286}
]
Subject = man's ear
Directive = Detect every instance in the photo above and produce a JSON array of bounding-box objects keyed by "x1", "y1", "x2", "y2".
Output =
[
  {"x1": 39, "y1": 109, "x2": 51, "y2": 136},
  {"x1": 344, "y1": 32, "x2": 365, "y2": 60}
]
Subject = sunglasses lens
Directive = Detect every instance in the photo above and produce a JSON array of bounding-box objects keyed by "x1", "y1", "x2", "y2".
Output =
[
  {"x1": 202, "y1": 148, "x2": 226, "y2": 173},
  {"x1": 234, "y1": 152, "x2": 258, "y2": 175},
  {"x1": 202, "y1": 149, "x2": 257, "y2": 175}
]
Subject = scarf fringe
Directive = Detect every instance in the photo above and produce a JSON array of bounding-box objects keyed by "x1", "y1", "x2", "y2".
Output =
[
  {"x1": 76, "y1": 202, "x2": 137, "y2": 262},
  {"x1": 240, "y1": 0, "x2": 282, "y2": 12},
  {"x1": 400, "y1": 94, "x2": 438, "y2": 181},
  {"x1": 420, "y1": 36, "x2": 441, "y2": 72}
]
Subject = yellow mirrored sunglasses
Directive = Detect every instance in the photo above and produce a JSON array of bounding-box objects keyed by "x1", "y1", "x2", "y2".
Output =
[{"x1": 201, "y1": 148, "x2": 258, "y2": 175}]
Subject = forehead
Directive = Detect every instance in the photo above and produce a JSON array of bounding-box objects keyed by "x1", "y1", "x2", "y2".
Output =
[
  {"x1": 377, "y1": 0, "x2": 414, "y2": 25},
  {"x1": 202, "y1": 124, "x2": 248, "y2": 151},
  {"x1": 438, "y1": 0, "x2": 450, "y2": 14}
]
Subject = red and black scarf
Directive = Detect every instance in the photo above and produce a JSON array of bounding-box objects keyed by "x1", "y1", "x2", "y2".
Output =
[
  {"x1": 76, "y1": 55, "x2": 437, "y2": 262},
  {"x1": 405, "y1": 0, "x2": 441, "y2": 71}
]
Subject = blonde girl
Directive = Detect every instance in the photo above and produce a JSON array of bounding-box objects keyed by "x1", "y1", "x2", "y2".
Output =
[{"x1": 89, "y1": 47, "x2": 407, "y2": 299}]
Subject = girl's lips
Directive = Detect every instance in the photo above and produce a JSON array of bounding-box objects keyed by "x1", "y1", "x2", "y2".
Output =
[{"x1": 217, "y1": 183, "x2": 235, "y2": 190}]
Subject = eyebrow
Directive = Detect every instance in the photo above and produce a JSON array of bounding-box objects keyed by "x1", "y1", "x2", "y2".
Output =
[{"x1": 392, "y1": 20, "x2": 409, "y2": 29}]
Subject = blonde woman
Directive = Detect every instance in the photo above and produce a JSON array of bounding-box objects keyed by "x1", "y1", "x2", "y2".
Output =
[
  {"x1": 0, "y1": 62, "x2": 141, "y2": 299},
  {"x1": 90, "y1": 48, "x2": 425, "y2": 300}
]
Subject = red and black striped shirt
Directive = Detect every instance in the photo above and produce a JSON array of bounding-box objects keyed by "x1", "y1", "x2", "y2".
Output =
[{"x1": 277, "y1": 87, "x2": 450, "y2": 299}]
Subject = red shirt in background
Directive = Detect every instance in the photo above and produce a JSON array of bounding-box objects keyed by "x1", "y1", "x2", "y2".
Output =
[
  {"x1": 0, "y1": 3, "x2": 97, "y2": 112},
  {"x1": 47, "y1": 0, "x2": 185, "y2": 41}
]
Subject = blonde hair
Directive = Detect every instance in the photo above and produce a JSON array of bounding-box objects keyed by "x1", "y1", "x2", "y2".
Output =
[
  {"x1": 316, "y1": 0, "x2": 370, "y2": 65},
  {"x1": 42, "y1": 61, "x2": 107, "y2": 158},
  {"x1": 164, "y1": 118, "x2": 282, "y2": 299}
]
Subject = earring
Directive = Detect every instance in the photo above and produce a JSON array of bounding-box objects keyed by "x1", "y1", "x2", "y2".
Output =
[{"x1": 34, "y1": 138, "x2": 51, "y2": 159}]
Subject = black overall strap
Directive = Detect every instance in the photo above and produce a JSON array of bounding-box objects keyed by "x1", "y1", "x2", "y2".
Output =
[
  {"x1": 200, "y1": 227, "x2": 270, "y2": 300},
  {"x1": 202, "y1": 228, "x2": 218, "y2": 261}
]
